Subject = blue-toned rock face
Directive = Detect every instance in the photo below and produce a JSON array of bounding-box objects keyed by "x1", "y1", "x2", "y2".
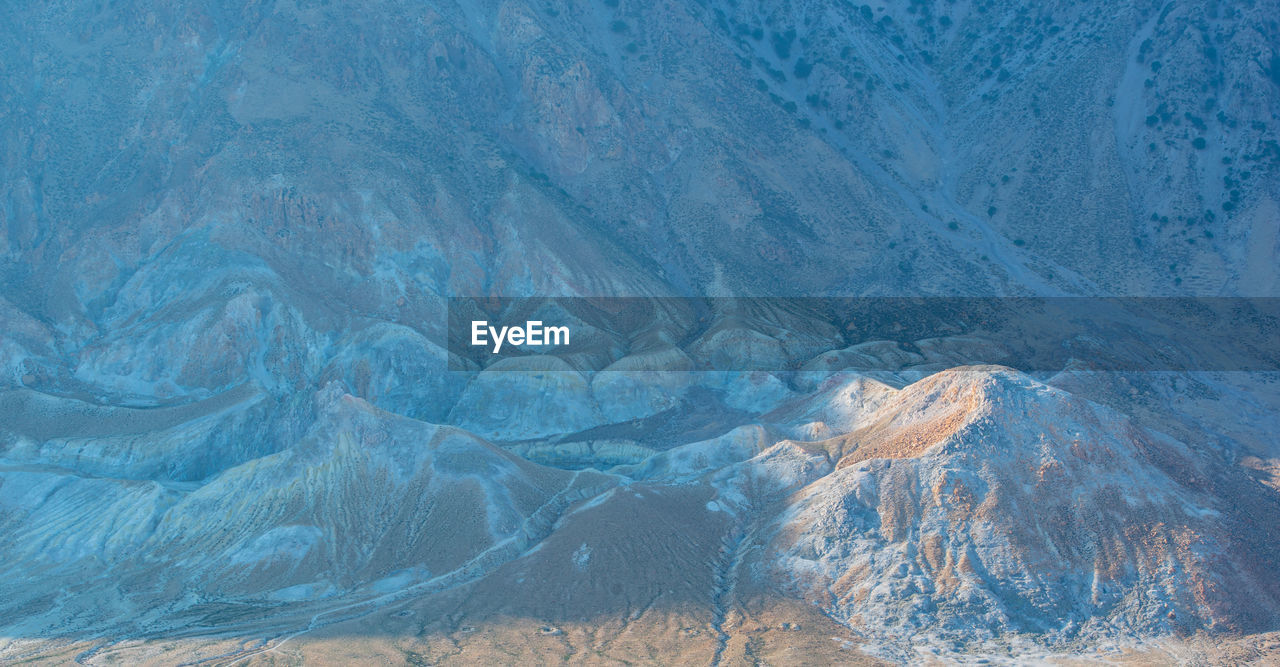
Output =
[{"x1": 1, "y1": 0, "x2": 1279, "y2": 663}]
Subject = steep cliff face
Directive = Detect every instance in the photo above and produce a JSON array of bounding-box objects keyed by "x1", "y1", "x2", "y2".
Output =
[
  {"x1": 2, "y1": 0, "x2": 1277, "y2": 406},
  {"x1": 3, "y1": 0, "x2": 1278, "y2": 402}
]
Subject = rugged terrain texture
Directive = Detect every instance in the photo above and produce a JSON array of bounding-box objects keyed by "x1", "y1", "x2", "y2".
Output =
[
  {"x1": 3, "y1": 367, "x2": 1279, "y2": 664},
  {"x1": 2, "y1": 0, "x2": 1279, "y2": 663}
]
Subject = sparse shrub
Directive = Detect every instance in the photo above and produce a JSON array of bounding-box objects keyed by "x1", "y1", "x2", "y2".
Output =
[{"x1": 771, "y1": 29, "x2": 796, "y2": 60}]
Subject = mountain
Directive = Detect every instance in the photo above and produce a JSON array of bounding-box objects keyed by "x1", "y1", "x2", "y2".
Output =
[
  {"x1": 2, "y1": 0, "x2": 1279, "y2": 663},
  {"x1": 771, "y1": 370, "x2": 1280, "y2": 658},
  {"x1": 4, "y1": 367, "x2": 1278, "y2": 663}
]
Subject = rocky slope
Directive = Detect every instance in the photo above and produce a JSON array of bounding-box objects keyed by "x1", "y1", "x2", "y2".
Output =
[
  {"x1": 2, "y1": 367, "x2": 1278, "y2": 663},
  {"x1": 2, "y1": 0, "x2": 1279, "y2": 663},
  {"x1": 771, "y1": 370, "x2": 1280, "y2": 657}
]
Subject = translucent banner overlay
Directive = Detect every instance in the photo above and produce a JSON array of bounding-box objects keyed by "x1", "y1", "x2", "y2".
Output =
[{"x1": 446, "y1": 297, "x2": 1280, "y2": 372}]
